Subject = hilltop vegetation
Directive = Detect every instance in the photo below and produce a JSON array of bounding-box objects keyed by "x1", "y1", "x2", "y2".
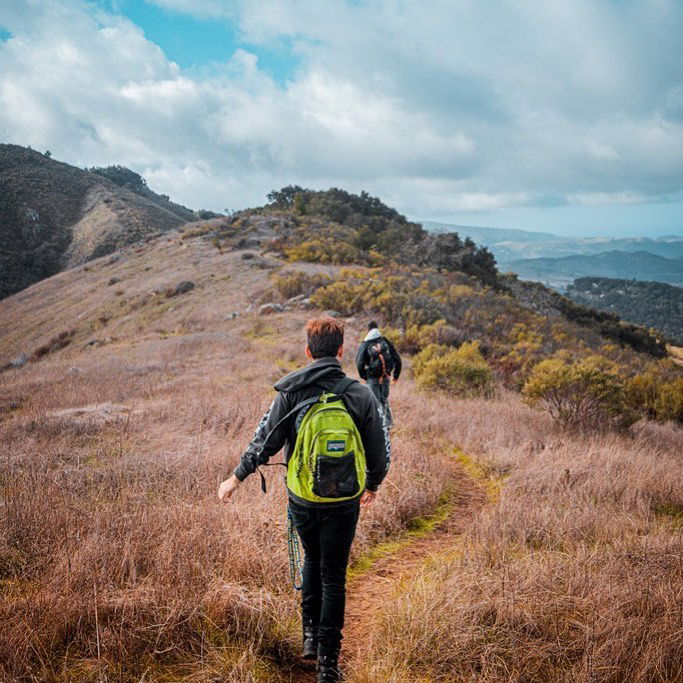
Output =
[
  {"x1": 567, "y1": 277, "x2": 683, "y2": 345},
  {"x1": 265, "y1": 185, "x2": 500, "y2": 287},
  {"x1": 184, "y1": 187, "x2": 678, "y2": 429}
]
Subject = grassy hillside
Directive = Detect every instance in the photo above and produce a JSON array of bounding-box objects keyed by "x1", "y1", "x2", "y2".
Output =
[
  {"x1": 89, "y1": 164, "x2": 200, "y2": 223},
  {"x1": 568, "y1": 277, "x2": 683, "y2": 345},
  {"x1": 0, "y1": 234, "x2": 457, "y2": 680},
  {"x1": 1, "y1": 189, "x2": 681, "y2": 681},
  {"x1": 0, "y1": 144, "x2": 198, "y2": 299}
]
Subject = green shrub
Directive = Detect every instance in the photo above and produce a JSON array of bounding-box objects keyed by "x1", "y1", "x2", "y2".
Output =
[
  {"x1": 284, "y1": 238, "x2": 363, "y2": 265},
  {"x1": 627, "y1": 368, "x2": 664, "y2": 420},
  {"x1": 523, "y1": 355, "x2": 637, "y2": 431},
  {"x1": 378, "y1": 326, "x2": 403, "y2": 349},
  {"x1": 402, "y1": 320, "x2": 466, "y2": 353},
  {"x1": 413, "y1": 341, "x2": 494, "y2": 397},
  {"x1": 309, "y1": 268, "x2": 448, "y2": 326},
  {"x1": 626, "y1": 364, "x2": 683, "y2": 423},
  {"x1": 654, "y1": 377, "x2": 683, "y2": 423},
  {"x1": 272, "y1": 271, "x2": 331, "y2": 299}
]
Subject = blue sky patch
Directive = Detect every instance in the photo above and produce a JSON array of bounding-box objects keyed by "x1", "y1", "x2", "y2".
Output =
[{"x1": 111, "y1": 1, "x2": 300, "y2": 86}]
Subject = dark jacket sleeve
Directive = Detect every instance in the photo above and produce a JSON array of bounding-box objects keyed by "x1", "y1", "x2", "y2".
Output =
[
  {"x1": 357, "y1": 388, "x2": 391, "y2": 491},
  {"x1": 233, "y1": 392, "x2": 291, "y2": 481},
  {"x1": 355, "y1": 341, "x2": 368, "y2": 380},
  {"x1": 387, "y1": 339, "x2": 402, "y2": 380}
]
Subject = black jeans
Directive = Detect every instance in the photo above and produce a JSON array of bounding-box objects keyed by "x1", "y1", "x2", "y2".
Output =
[
  {"x1": 367, "y1": 377, "x2": 392, "y2": 427},
  {"x1": 288, "y1": 499, "x2": 360, "y2": 656}
]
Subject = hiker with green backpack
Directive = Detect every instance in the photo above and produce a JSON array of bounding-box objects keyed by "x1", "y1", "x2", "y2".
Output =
[
  {"x1": 355, "y1": 321, "x2": 402, "y2": 429},
  {"x1": 218, "y1": 317, "x2": 390, "y2": 683}
]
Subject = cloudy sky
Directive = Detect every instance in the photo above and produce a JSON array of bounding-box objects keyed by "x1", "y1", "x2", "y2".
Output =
[{"x1": 1, "y1": 0, "x2": 682, "y2": 236}]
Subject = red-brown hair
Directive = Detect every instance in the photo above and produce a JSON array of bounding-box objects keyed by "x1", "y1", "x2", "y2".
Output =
[{"x1": 306, "y1": 317, "x2": 344, "y2": 359}]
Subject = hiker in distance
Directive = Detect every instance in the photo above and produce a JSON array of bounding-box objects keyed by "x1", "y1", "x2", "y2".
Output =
[
  {"x1": 218, "y1": 317, "x2": 390, "y2": 683},
  {"x1": 355, "y1": 321, "x2": 402, "y2": 429}
]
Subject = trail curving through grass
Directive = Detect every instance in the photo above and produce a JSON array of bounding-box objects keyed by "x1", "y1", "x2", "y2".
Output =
[{"x1": 340, "y1": 445, "x2": 488, "y2": 683}]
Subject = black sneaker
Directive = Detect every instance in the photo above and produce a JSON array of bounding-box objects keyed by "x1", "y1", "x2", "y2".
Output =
[
  {"x1": 302, "y1": 620, "x2": 318, "y2": 660},
  {"x1": 317, "y1": 654, "x2": 342, "y2": 682}
]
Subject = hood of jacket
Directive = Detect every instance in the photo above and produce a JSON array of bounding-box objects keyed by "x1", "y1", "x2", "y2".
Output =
[
  {"x1": 364, "y1": 328, "x2": 382, "y2": 342},
  {"x1": 274, "y1": 356, "x2": 344, "y2": 393}
]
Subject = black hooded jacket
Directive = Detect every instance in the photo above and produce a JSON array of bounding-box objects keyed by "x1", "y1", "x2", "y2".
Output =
[{"x1": 233, "y1": 357, "x2": 391, "y2": 505}]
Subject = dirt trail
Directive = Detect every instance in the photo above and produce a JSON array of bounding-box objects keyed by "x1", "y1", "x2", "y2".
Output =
[
  {"x1": 286, "y1": 448, "x2": 485, "y2": 683},
  {"x1": 342, "y1": 457, "x2": 484, "y2": 681}
]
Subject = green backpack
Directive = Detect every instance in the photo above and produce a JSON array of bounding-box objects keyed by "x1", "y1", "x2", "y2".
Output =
[{"x1": 257, "y1": 377, "x2": 366, "y2": 503}]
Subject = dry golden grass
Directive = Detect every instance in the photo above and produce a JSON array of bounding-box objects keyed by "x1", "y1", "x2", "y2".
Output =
[
  {"x1": 360, "y1": 394, "x2": 683, "y2": 682},
  {"x1": 0, "y1": 242, "x2": 450, "y2": 680},
  {"x1": 1, "y1": 236, "x2": 681, "y2": 681}
]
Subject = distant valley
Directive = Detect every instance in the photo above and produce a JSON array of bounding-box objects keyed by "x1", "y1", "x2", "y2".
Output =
[
  {"x1": 506, "y1": 251, "x2": 683, "y2": 290},
  {"x1": 566, "y1": 277, "x2": 683, "y2": 345},
  {"x1": 423, "y1": 220, "x2": 683, "y2": 290},
  {"x1": 423, "y1": 221, "x2": 683, "y2": 262}
]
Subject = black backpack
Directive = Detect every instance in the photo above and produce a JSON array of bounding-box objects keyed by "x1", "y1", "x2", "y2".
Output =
[{"x1": 367, "y1": 338, "x2": 394, "y2": 378}]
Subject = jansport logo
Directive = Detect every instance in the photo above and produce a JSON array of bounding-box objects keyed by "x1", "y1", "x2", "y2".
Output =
[{"x1": 327, "y1": 440, "x2": 346, "y2": 452}]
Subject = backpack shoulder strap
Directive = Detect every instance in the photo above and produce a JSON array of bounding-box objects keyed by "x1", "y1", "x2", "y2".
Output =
[
  {"x1": 255, "y1": 393, "x2": 322, "y2": 493},
  {"x1": 331, "y1": 376, "x2": 357, "y2": 397}
]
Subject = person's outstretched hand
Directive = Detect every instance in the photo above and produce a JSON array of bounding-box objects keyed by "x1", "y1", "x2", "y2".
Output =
[
  {"x1": 218, "y1": 474, "x2": 241, "y2": 502},
  {"x1": 392, "y1": 377, "x2": 398, "y2": 385},
  {"x1": 360, "y1": 489, "x2": 377, "y2": 507}
]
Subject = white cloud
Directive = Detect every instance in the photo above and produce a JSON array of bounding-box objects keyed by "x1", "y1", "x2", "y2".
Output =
[
  {"x1": 146, "y1": 0, "x2": 234, "y2": 18},
  {"x1": 567, "y1": 192, "x2": 650, "y2": 206},
  {"x1": 0, "y1": 0, "x2": 682, "y2": 221}
]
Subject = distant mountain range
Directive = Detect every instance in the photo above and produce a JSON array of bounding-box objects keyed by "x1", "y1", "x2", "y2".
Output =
[
  {"x1": 0, "y1": 144, "x2": 200, "y2": 299},
  {"x1": 423, "y1": 221, "x2": 683, "y2": 289},
  {"x1": 423, "y1": 221, "x2": 683, "y2": 261}
]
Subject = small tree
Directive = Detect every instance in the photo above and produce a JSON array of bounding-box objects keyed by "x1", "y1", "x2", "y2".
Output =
[
  {"x1": 523, "y1": 355, "x2": 636, "y2": 431},
  {"x1": 293, "y1": 192, "x2": 307, "y2": 215}
]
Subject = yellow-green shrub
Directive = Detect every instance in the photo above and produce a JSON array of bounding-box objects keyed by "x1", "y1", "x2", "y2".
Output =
[
  {"x1": 310, "y1": 269, "x2": 414, "y2": 320},
  {"x1": 654, "y1": 377, "x2": 683, "y2": 423},
  {"x1": 377, "y1": 326, "x2": 402, "y2": 349},
  {"x1": 413, "y1": 341, "x2": 494, "y2": 397},
  {"x1": 309, "y1": 268, "x2": 453, "y2": 327},
  {"x1": 626, "y1": 362, "x2": 683, "y2": 423},
  {"x1": 272, "y1": 270, "x2": 331, "y2": 299},
  {"x1": 285, "y1": 238, "x2": 363, "y2": 265},
  {"x1": 627, "y1": 368, "x2": 664, "y2": 420},
  {"x1": 402, "y1": 320, "x2": 466, "y2": 353},
  {"x1": 523, "y1": 355, "x2": 636, "y2": 431}
]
